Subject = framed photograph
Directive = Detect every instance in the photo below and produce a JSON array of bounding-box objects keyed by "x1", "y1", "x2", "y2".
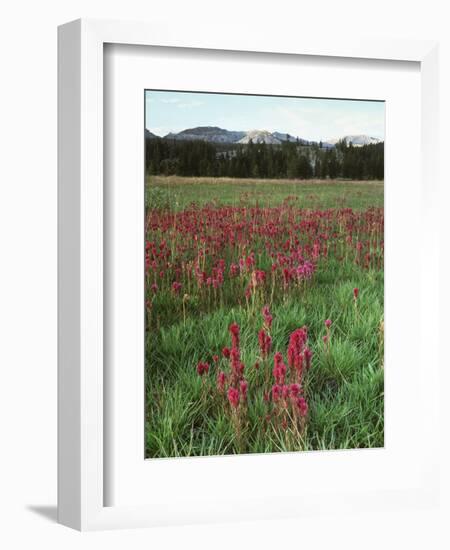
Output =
[{"x1": 58, "y1": 18, "x2": 440, "y2": 530}]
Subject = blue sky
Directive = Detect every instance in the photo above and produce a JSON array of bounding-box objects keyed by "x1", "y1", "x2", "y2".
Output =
[{"x1": 145, "y1": 90, "x2": 385, "y2": 142}]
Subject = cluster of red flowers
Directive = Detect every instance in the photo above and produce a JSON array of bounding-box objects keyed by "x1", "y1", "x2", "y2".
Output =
[
  {"x1": 145, "y1": 204, "x2": 383, "y2": 312},
  {"x1": 196, "y1": 306, "x2": 313, "y2": 438},
  {"x1": 148, "y1": 198, "x2": 377, "y2": 447},
  {"x1": 270, "y1": 383, "x2": 308, "y2": 416}
]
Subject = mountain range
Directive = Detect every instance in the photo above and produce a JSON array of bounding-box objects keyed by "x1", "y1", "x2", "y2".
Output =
[
  {"x1": 145, "y1": 127, "x2": 382, "y2": 147},
  {"x1": 326, "y1": 134, "x2": 382, "y2": 147}
]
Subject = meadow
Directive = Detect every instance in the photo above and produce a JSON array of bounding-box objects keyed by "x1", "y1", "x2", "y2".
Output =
[{"x1": 145, "y1": 176, "x2": 384, "y2": 458}]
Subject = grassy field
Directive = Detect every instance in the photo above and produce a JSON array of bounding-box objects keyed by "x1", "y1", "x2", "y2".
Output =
[
  {"x1": 145, "y1": 177, "x2": 384, "y2": 458},
  {"x1": 146, "y1": 175, "x2": 384, "y2": 210}
]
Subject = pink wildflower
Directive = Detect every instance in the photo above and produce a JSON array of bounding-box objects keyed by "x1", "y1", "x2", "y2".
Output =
[
  {"x1": 271, "y1": 384, "x2": 282, "y2": 403},
  {"x1": 262, "y1": 305, "x2": 273, "y2": 329},
  {"x1": 172, "y1": 281, "x2": 182, "y2": 294},
  {"x1": 229, "y1": 322, "x2": 240, "y2": 349},
  {"x1": 227, "y1": 387, "x2": 240, "y2": 409},
  {"x1": 239, "y1": 379, "x2": 248, "y2": 401},
  {"x1": 296, "y1": 397, "x2": 308, "y2": 417},
  {"x1": 304, "y1": 347, "x2": 313, "y2": 370},
  {"x1": 217, "y1": 371, "x2": 226, "y2": 393}
]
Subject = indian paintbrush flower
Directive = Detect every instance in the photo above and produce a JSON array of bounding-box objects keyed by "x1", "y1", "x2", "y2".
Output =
[
  {"x1": 196, "y1": 362, "x2": 210, "y2": 376},
  {"x1": 227, "y1": 387, "x2": 240, "y2": 408}
]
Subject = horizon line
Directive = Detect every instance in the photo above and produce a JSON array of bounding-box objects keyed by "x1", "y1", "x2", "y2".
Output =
[{"x1": 145, "y1": 126, "x2": 385, "y2": 143}]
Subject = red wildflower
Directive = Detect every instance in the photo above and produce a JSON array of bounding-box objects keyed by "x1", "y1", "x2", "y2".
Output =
[
  {"x1": 273, "y1": 358, "x2": 286, "y2": 385},
  {"x1": 251, "y1": 269, "x2": 266, "y2": 287},
  {"x1": 239, "y1": 379, "x2": 248, "y2": 401},
  {"x1": 258, "y1": 329, "x2": 272, "y2": 358},
  {"x1": 227, "y1": 387, "x2": 240, "y2": 409},
  {"x1": 229, "y1": 263, "x2": 239, "y2": 277},
  {"x1": 237, "y1": 362, "x2": 245, "y2": 378},
  {"x1": 271, "y1": 384, "x2": 282, "y2": 403},
  {"x1": 172, "y1": 281, "x2": 182, "y2": 294},
  {"x1": 296, "y1": 397, "x2": 308, "y2": 417},
  {"x1": 230, "y1": 346, "x2": 240, "y2": 367},
  {"x1": 287, "y1": 328, "x2": 307, "y2": 377},
  {"x1": 274, "y1": 352, "x2": 283, "y2": 365},
  {"x1": 229, "y1": 322, "x2": 240, "y2": 349},
  {"x1": 196, "y1": 362, "x2": 210, "y2": 376},
  {"x1": 262, "y1": 305, "x2": 273, "y2": 329},
  {"x1": 304, "y1": 347, "x2": 313, "y2": 370},
  {"x1": 217, "y1": 371, "x2": 226, "y2": 392}
]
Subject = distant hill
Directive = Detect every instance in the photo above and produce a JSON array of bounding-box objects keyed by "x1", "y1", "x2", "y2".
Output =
[
  {"x1": 272, "y1": 132, "x2": 309, "y2": 144},
  {"x1": 145, "y1": 126, "x2": 383, "y2": 148},
  {"x1": 238, "y1": 130, "x2": 282, "y2": 144},
  {"x1": 158, "y1": 126, "x2": 312, "y2": 145},
  {"x1": 164, "y1": 126, "x2": 245, "y2": 144},
  {"x1": 327, "y1": 135, "x2": 382, "y2": 147},
  {"x1": 145, "y1": 129, "x2": 160, "y2": 139}
]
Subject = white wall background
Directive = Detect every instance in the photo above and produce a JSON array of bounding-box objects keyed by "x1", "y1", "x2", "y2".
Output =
[{"x1": 0, "y1": 1, "x2": 448, "y2": 548}]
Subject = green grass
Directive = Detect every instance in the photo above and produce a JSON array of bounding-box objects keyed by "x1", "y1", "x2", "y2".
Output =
[
  {"x1": 146, "y1": 175, "x2": 384, "y2": 211},
  {"x1": 145, "y1": 177, "x2": 384, "y2": 458}
]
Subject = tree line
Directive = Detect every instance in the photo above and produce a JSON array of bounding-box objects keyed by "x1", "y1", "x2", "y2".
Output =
[{"x1": 145, "y1": 137, "x2": 384, "y2": 180}]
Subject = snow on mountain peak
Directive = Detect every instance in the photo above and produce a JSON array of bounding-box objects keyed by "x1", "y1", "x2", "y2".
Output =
[
  {"x1": 327, "y1": 135, "x2": 382, "y2": 147},
  {"x1": 238, "y1": 130, "x2": 282, "y2": 144}
]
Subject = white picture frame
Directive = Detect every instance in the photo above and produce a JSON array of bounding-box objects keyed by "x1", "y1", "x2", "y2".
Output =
[{"x1": 58, "y1": 18, "x2": 440, "y2": 531}]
